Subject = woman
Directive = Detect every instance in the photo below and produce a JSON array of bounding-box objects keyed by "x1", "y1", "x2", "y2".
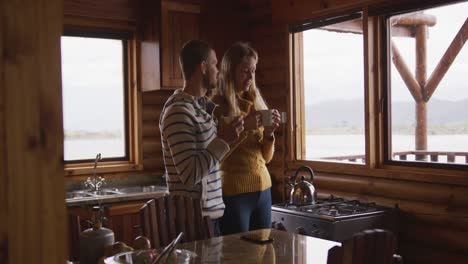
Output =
[{"x1": 213, "y1": 42, "x2": 281, "y2": 235}]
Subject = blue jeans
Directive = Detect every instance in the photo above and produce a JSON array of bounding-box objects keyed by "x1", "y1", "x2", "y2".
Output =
[
  {"x1": 220, "y1": 188, "x2": 272, "y2": 235},
  {"x1": 212, "y1": 218, "x2": 221, "y2": 237}
]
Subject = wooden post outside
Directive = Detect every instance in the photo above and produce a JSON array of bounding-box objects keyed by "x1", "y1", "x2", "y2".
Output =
[{"x1": 415, "y1": 25, "x2": 428, "y2": 160}]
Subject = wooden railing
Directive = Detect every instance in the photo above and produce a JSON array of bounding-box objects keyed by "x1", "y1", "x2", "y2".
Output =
[{"x1": 321, "y1": 151, "x2": 468, "y2": 164}]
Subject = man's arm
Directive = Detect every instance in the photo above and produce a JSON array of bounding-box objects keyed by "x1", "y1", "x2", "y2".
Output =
[{"x1": 161, "y1": 105, "x2": 229, "y2": 185}]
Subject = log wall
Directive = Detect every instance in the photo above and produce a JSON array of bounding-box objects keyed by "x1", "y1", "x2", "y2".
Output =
[
  {"x1": 0, "y1": 2, "x2": 6, "y2": 260},
  {"x1": 249, "y1": 0, "x2": 468, "y2": 263}
]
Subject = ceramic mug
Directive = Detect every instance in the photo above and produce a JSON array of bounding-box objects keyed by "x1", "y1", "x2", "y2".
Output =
[{"x1": 259, "y1": 110, "x2": 287, "y2": 126}]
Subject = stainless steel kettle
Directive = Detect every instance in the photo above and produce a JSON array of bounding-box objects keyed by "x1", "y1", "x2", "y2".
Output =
[{"x1": 289, "y1": 165, "x2": 317, "y2": 205}]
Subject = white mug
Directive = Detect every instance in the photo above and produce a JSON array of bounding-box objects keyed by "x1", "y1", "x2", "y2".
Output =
[
  {"x1": 259, "y1": 110, "x2": 287, "y2": 126},
  {"x1": 259, "y1": 109, "x2": 274, "y2": 126}
]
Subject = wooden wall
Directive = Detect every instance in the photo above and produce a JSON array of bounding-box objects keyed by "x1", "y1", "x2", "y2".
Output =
[
  {"x1": 248, "y1": 0, "x2": 290, "y2": 203},
  {"x1": 1, "y1": 0, "x2": 66, "y2": 263},
  {"x1": 248, "y1": 0, "x2": 468, "y2": 263},
  {"x1": 0, "y1": 0, "x2": 6, "y2": 260}
]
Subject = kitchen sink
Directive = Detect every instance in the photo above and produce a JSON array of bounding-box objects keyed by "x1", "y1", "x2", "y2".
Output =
[
  {"x1": 87, "y1": 190, "x2": 122, "y2": 196},
  {"x1": 65, "y1": 191, "x2": 94, "y2": 199},
  {"x1": 65, "y1": 185, "x2": 167, "y2": 200},
  {"x1": 114, "y1": 185, "x2": 167, "y2": 194}
]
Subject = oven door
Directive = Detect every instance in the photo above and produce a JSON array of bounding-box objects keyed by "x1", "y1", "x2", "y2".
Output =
[{"x1": 271, "y1": 210, "x2": 333, "y2": 240}]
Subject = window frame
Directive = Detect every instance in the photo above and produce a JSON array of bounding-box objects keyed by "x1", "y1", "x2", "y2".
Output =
[
  {"x1": 381, "y1": 5, "x2": 468, "y2": 171},
  {"x1": 288, "y1": 3, "x2": 468, "y2": 186},
  {"x1": 62, "y1": 27, "x2": 142, "y2": 176}
]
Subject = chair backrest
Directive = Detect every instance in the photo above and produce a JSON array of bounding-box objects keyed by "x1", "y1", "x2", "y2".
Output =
[
  {"x1": 327, "y1": 229, "x2": 400, "y2": 264},
  {"x1": 68, "y1": 213, "x2": 81, "y2": 262},
  {"x1": 140, "y1": 195, "x2": 214, "y2": 248}
]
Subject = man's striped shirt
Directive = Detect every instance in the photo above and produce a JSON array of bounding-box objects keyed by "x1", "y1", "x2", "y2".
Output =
[{"x1": 160, "y1": 89, "x2": 229, "y2": 219}]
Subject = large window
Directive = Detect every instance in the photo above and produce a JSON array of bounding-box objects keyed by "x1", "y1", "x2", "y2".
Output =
[
  {"x1": 292, "y1": 1, "x2": 467, "y2": 174},
  {"x1": 387, "y1": 2, "x2": 468, "y2": 166},
  {"x1": 61, "y1": 31, "x2": 140, "y2": 174},
  {"x1": 61, "y1": 36, "x2": 127, "y2": 162},
  {"x1": 293, "y1": 15, "x2": 366, "y2": 164}
]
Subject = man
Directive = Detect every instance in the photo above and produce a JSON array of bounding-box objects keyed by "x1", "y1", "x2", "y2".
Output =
[{"x1": 159, "y1": 40, "x2": 244, "y2": 235}]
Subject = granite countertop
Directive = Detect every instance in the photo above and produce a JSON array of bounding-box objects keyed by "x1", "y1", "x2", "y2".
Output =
[
  {"x1": 176, "y1": 229, "x2": 341, "y2": 264},
  {"x1": 66, "y1": 187, "x2": 168, "y2": 207}
]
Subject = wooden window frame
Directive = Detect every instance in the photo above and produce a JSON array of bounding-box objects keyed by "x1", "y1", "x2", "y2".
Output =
[
  {"x1": 62, "y1": 28, "x2": 142, "y2": 176},
  {"x1": 288, "y1": 5, "x2": 468, "y2": 187}
]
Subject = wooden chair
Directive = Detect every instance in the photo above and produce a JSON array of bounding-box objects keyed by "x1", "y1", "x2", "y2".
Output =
[
  {"x1": 327, "y1": 229, "x2": 403, "y2": 264},
  {"x1": 68, "y1": 213, "x2": 81, "y2": 262},
  {"x1": 139, "y1": 195, "x2": 214, "y2": 248}
]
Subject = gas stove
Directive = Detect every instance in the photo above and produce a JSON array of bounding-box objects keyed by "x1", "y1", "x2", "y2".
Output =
[{"x1": 271, "y1": 195, "x2": 396, "y2": 241}]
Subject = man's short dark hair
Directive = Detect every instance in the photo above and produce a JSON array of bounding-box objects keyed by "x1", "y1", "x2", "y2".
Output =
[{"x1": 179, "y1": 40, "x2": 212, "y2": 80}]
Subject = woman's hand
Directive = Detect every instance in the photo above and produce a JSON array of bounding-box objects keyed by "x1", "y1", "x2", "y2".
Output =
[
  {"x1": 218, "y1": 116, "x2": 244, "y2": 144},
  {"x1": 244, "y1": 110, "x2": 262, "y2": 131},
  {"x1": 264, "y1": 109, "x2": 281, "y2": 138}
]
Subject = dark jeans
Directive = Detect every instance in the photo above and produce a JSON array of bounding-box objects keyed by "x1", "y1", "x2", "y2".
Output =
[
  {"x1": 212, "y1": 218, "x2": 221, "y2": 237},
  {"x1": 220, "y1": 188, "x2": 272, "y2": 236}
]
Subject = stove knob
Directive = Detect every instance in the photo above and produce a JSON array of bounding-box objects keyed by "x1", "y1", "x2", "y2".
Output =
[{"x1": 296, "y1": 227, "x2": 306, "y2": 235}]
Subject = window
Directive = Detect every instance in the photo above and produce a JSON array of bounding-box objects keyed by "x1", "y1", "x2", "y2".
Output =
[
  {"x1": 293, "y1": 15, "x2": 366, "y2": 164},
  {"x1": 386, "y1": 2, "x2": 468, "y2": 167},
  {"x1": 61, "y1": 31, "x2": 140, "y2": 174},
  {"x1": 291, "y1": 1, "x2": 467, "y2": 176}
]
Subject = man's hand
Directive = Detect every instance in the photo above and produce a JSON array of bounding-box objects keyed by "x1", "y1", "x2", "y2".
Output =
[{"x1": 218, "y1": 116, "x2": 244, "y2": 144}]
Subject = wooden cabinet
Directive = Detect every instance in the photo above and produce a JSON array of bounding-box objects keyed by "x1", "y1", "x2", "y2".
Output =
[
  {"x1": 68, "y1": 200, "x2": 147, "y2": 248},
  {"x1": 139, "y1": 0, "x2": 200, "y2": 91},
  {"x1": 160, "y1": 0, "x2": 200, "y2": 89},
  {"x1": 106, "y1": 201, "x2": 146, "y2": 245}
]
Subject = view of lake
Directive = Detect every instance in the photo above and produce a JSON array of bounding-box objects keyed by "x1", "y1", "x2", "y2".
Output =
[
  {"x1": 64, "y1": 134, "x2": 468, "y2": 164},
  {"x1": 305, "y1": 134, "x2": 468, "y2": 164}
]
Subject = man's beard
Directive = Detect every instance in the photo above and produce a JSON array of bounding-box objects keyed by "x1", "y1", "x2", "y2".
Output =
[{"x1": 202, "y1": 73, "x2": 217, "y2": 91}]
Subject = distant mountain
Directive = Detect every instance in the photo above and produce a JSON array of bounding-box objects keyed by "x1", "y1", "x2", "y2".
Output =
[{"x1": 305, "y1": 98, "x2": 468, "y2": 127}]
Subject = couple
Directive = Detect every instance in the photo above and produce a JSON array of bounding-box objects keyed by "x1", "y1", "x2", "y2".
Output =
[{"x1": 159, "y1": 40, "x2": 281, "y2": 236}]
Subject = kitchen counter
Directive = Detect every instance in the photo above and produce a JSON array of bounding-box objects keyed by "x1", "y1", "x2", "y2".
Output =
[
  {"x1": 177, "y1": 228, "x2": 341, "y2": 263},
  {"x1": 65, "y1": 187, "x2": 168, "y2": 207}
]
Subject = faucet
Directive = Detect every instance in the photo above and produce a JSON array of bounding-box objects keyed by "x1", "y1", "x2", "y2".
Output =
[{"x1": 84, "y1": 153, "x2": 105, "y2": 192}]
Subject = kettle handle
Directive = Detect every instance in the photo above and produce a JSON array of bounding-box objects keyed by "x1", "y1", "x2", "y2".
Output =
[{"x1": 291, "y1": 165, "x2": 315, "y2": 183}]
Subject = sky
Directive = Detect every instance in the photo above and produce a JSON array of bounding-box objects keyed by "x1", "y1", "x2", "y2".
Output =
[
  {"x1": 303, "y1": 2, "x2": 468, "y2": 104},
  {"x1": 61, "y1": 37, "x2": 125, "y2": 132}
]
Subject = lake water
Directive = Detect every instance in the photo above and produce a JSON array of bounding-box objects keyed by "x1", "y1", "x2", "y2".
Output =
[
  {"x1": 305, "y1": 134, "x2": 468, "y2": 164},
  {"x1": 64, "y1": 134, "x2": 468, "y2": 164}
]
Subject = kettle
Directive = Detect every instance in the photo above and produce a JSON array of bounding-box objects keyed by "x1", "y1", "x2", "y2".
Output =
[{"x1": 289, "y1": 165, "x2": 317, "y2": 205}]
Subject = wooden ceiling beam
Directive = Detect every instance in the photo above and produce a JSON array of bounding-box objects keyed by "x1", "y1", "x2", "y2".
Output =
[{"x1": 321, "y1": 19, "x2": 415, "y2": 37}]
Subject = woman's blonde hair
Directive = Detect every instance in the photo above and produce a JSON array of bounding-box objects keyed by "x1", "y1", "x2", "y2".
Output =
[{"x1": 217, "y1": 42, "x2": 268, "y2": 116}]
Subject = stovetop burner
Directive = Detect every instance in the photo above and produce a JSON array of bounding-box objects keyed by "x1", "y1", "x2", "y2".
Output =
[{"x1": 272, "y1": 195, "x2": 389, "y2": 221}]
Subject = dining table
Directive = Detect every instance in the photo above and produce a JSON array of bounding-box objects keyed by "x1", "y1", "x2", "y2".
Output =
[{"x1": 175, "y1": 228, "x2": 341, "y2": 264}]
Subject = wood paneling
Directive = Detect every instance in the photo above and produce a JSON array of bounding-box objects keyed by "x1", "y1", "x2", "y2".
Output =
[
  {"x1": 139, "y1": 0, "x2": 162, "y2": 92},
  {"x1": 64, "y1": 0, "x2": 137, "y2": 22},
  {"x1": 161, "y1": 0, "x2": 201, "y2": 88},
  {"x1": 200, "y1": 0, "x2": 249, "y2": 58},
  {"x1": 0, "y1": 0, "x2": 6, "y2": 259},
  {"x1": 1, "y1": 0, "x2": 66, "y2": 263}
]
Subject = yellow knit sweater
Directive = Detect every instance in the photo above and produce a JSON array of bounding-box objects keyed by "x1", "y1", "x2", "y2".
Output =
[{"x1": 212, "y1": 94, "x2": 275, "y2": 196}]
